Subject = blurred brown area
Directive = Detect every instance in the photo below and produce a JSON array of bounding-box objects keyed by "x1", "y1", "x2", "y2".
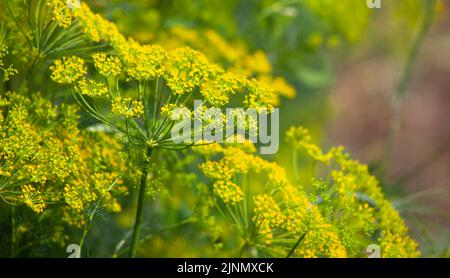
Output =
[{"x1": 328, "y1": 4, "x2": 450, "y2": 233}]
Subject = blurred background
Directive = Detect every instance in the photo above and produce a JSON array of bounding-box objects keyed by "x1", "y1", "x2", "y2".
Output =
[{"x1": 85, "y1": 0, "x2": 449, "y2": 256}]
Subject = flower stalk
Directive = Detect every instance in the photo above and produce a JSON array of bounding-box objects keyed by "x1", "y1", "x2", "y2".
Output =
[{"x1": 129, "y1": 146, "x2": 154, "y2": 257}]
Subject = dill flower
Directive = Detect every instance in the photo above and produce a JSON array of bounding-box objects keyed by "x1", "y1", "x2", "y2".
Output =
[
  {"x1": 50, "y1": 56, "x2": 87, "y2": 84},
  {"x1": 213, "y1": 180, "x2": 243, "y2": 205},
  {"x1": 46, "y1": 0, "x2": 75, "y2": 28},
  {"x1": 93, "y1": 52, "x2": 122, "y2": 77},
  {"x1": 200, "y1": 71, "x2": 242, "y2": 107},
  {"x1": 199, "y1": 160, "x2": 234, "y2": 181},
  {"x1": 253, "y1": 194, "x2": 284, "y2": 228},
  {"x1": 77, "y1": 78, "x2": 108, "y2": 97},
  {"x1": 243, "y1": 50, "x2": 272, "y2": 75},
  {"x1": 160, "y1": 104, "x2": 192, "y2": 120},
  {"x1": 164, "y1": 47, "x2": 213, "y2": 95},
  {"x1": 258, "y1": 76, "x2": 296, "y2": 104},
  {"x1": 0, "y1": 92, "x2": 126, "y2": 225},
  {"x1": 243, "y1": 78, "x2": 274, "y2": 111},
  {"x1": 158, "y1": 26, "x2": 296, "y2": 106},
  {"x1": 0, "y1": 45, "x2": 18, "y2": 82},
  {"x1": 197, "y1": 144, "x2": 347, "y2": 257},
  {"x1": 125, "y1": 43, "x2": 167, "y2": 80},
  {"x1": 286, "y1": 126, "x2": 420, "y2": 257},
  {"x1": 22, "y1": 185, "x2": 46, "y2": 214},
  {"x1": 111, "y1": 97, "x2": 144, "y2": 118},
  {"x1": 285, "y1": 126, "x2": 332, "y2": 163},
  {"x1": 63, "y1": 184, "x2": 84, "y2": 212}
]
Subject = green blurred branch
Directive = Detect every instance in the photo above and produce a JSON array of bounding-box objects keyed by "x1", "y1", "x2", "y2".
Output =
[
  {"x1": 379, "y1": 0, "x2": 437, "y2": 176},
  {"x1": 129, "y1": 146, "x2": 154, "y2": 258}
]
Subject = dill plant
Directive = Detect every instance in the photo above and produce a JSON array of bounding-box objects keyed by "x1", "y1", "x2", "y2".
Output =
[
  {"x1": 46, "y1": 2, "x2": 292, "y2": 257},
  {"x1": 0, "y1": 0, "x2": 426, "y2": 258},
  {"x1": 193, "y1": 130, "x2": 419, "y2": 257}
]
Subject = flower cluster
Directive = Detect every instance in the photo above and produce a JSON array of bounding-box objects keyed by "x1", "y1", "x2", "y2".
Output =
[
  {"x1": 286, "y1": 126, "x2": 332, "y2": 163},
  {"x1": 197, "y1": 142, "x2": 347, "y2": 257},
  {"x1": 193, "y1": 125, "x2": 421, "y2": 257},
  {"x1": 68, "y1": 4, "x2": 293, "y2": 110},
  {"x1": 0, "y1": 92, "x2": 127, "y2": 228},
  {"x1": 21, "y1": 185, "x2": 46, "y2": 214},
  {"x1": 111, "y1": 97, "x2": 145, "y2": 119},
  {"x1": 46, "y1": 0, "x2": 75, "y2": 28},
  {"x1": 286, "y1": 126, "x2": 420, "y2": 257},
  {"x1": 93, "y1": 52, "x2": 123, "y2": 77},
  {"x1": 50, "y1": 56, "x2": 87, "y2": 84},
  {"x1": 47, "y1": 3, "x2": 290, "y2": 154},
  {"x1": 76, "y1": 79, "x2": 108, "y2": 97},
  {"x1": 159, "y1": 26, "x2": 296, "y2": 106},
  {"x1": 212, "y1": 180, "x2": 243, "y2": 205},
  {"x1": 0, "y1": 45, "x2": 18, "y2": 82}
]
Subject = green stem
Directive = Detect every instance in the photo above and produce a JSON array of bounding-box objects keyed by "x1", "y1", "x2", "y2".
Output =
[
  {"x1": 114, "y1": 218, "x2": 193, "y2": 257},
  {"x1": 380, "y1": 0, "x2": 436, "y2": 175},
  {"x1": 79, "y1": 216, "x2": 92, "y2": 253},
  {"x1": 292, "y1": 149, "x2": 299, "y2": 182},
  {"x1": 10, "y1": 205, "x2": 15, "y2": 257},
  {"x1": 286, "y1": 230, "x2": 308, "y2": 258},
  {"x1": 129, "y1": 146, "x2": 154, "y2": 257}
]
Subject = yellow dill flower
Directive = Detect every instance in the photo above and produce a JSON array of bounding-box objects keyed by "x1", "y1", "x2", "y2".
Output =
[
  {"x1": 199, "y1": 160, "x2": 234, "y2": 181},
  {"x1": 243, "y1": 50, "x2": 272, "y2": 75},
  {"x1": 73, "y1": 3, "x2": 123, "y2": 43},
  {"x1": 31, "y1": 93, "x2": 58, "y2": 120},
  {"x1": 160, "y1": 103, "x2": 191, "y2": 120},
  {"x1": 257, "y1": 219, "x2": 274, "y2": 245},
  {"x1": 46, "y1": 0, "x2": 75, "y2": 28},
  {"x1": 164, "y1": 47, "x2": 214, "y2": 95},
  {"x1": 243, "y1": 78, "x2": 274, "y2": 111},
  {"x1": 261, "y1": 161, "x2": 289, "y2": 187},
  {"x1": 63, "y1": 184, "x2": 84, "y2": 212},
  {"x1": 50, "y1": 56, "x2": 87, "y2": 84},
  {"x1": 22, "y1": 185, "x2": 46, "y2": 214},
  {"x1": 253, "y1": 194, "x2": 284, "y2": 228},
  {"x1": 258, "y1": 75, "x2": 296, "y2": 106},
  {"x1": 286, "y1": 125, "x2": 420, "y2": 257},
  {"x1": 0, "y1": 45, "x2": 18, "y2": 82},
  {"x1": 200, "y1": 71, "x2": 242, "y2": 107},
  {"x1": 212, "y1": 180, "x2": 243, "y2": 205},
  {"x1": 197, "y1": 142, "x2": 349, "y2": 257},
  {"x1": 286, "y1": 126, "x2": 332, "y2": 163},
  {"x1": 203, "y1": 29, "x2": 245, "y2": 63},
  {"x1": 111, "y1": 97, "x2": 144, "y2": 118},
  {"x1": 71, "y1": 4, "x2": 282, "y2": 117},
  {"x1": 76, "y1": 78, "x2": 108, "y2": 97},
  {"x1": 221, "y1": 147, "x2": 253, "y2": 174},
  {"x1": 124, "y1": 43, "x2": 167, "y2": 80},
  {"x1": 92, "y1": 52, "x2": 122, "y2": 77}
]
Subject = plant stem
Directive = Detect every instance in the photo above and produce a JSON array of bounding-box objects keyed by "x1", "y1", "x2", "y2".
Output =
[
  {"x1": 79, "y1": 217, "x2": 92, "y2": 253},
  {"x1": 292, "y1": 149, "x2": 299, "y2": 182},
  {"x1": 129, "y1": 146, "x2": 153, "y2": 257},
  {"x1": 10, "y1": 205, "x2": 15, "y2": 257},
  {"x1": 114, "y1": 217, "x2": 193, "y2": 257},
  {"x1": 286, "y1": 230, "x2": 308, "y2": 258},
  {"x1": 380, "y1": 0, "x2": 436, "y2": 175}
]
